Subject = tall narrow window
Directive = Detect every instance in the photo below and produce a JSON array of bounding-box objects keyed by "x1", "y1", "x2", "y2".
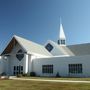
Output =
[
  {"x1": 61, "y1": 40, "x2": 65, "y2": 45},
  {"x1": 14, "y1": 66, "x2": 16, "y2": 71}
]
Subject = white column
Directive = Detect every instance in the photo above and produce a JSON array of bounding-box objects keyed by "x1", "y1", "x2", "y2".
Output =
[
  {"x1": 30, "y1": 55, "x2": 33, "y2": 72},
  {"x1": 6, "y1": 57, "x2": 9, "y2": 75},
  {"x1": 3, "y1": 56, "x2": 9, "y2": 75},
  {"x1": 28, "y1": 55, "x2": 36, "y2": 73},
  {"x1": 30, "y1": 55, "x2": 36, "y2": 72},
  {"x1": 24, "y1": 54, "x2": 28, "y2": 74},
  {"x1": 28, "y1": 54, "x2": 32, "y2": 73}
]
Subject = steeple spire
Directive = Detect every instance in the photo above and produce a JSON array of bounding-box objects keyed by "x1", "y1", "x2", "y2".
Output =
[{"x1": 58, "y1": 17, "x2": 66, "y2": 45}]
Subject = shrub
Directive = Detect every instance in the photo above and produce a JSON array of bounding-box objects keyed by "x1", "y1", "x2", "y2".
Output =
[
  {"x1": 56, "y1": 72, "x2": 60, "y2": 77},
  {"x1": 22, "y1": 73, "x2": 31, "y2": 77},
  {"x1": 27, "y1": 73, "x2": 31, "y2": 77},
  {"x1": 1, "y1": 72, "x2": 6, "y2": 76},
  {"x1": 22, "y1": 74, "x2": 27, "y2": 77},
  {"x1": 17, "y1": 74, "x2": 22, "y2": 77},
  {"x1": 30, "y1": 72, "x2": 36, "y2": 77}
]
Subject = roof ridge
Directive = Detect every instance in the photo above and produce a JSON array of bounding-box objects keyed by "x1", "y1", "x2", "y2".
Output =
[
  {"x1": 14, "y1": 35, "x2": 44, "y2": 47},
  {"x1": 67, "y1": 43, "x2": 90, "y2": 47},
  {"x1": 14, "y1": 35, "x2": 52, "y2": 56}
]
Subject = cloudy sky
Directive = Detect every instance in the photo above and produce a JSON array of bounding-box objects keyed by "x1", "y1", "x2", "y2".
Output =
[{"x1": 0, "y1": 0, "x2": 90, "y2": 52}]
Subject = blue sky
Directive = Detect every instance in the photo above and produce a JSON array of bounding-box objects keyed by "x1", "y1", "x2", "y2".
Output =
[{"x1": 0, "y1": 0, "x2": 90, "y2": 52}]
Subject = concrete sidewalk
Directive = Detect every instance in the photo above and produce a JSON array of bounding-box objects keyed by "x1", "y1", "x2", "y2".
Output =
[{"x1": 9, "y1": 77, "x2": 90, "y2": 84}]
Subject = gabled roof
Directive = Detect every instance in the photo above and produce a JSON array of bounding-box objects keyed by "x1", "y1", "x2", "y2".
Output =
[
  {"x1": 67, "y1": 43, "x2": 90, "y2": 56},
  {"x1": 45, "y1": 40, "x2": 74, "y2": 56},
  {"x1": 1, "y1": 35, "x2": 52, "y2": 56}
]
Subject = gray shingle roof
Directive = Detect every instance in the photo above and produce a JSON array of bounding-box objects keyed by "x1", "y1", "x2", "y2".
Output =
[
  {"x1": 67, "y1": 43, "x2": 90, "y2": 56},
  {"x1": 47, "y1": 40, "x2": 74, "y2": 56}
]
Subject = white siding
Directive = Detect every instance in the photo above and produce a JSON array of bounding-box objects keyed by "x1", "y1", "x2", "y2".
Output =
[
  {"x1": 8, "y1": 43, "x2": 28, "y2": 75},
  {"x1": 0, "y1": 57, "x2": 4, "y2": 74},
  {"x1": 0, "y1": 56, "x2": 8, "y2": 75},
  {"x1": 33, "y1": 55, "x2": 90, "y2": 77}
]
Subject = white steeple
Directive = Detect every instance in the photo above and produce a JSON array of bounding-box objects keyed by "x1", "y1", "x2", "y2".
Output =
[
  {"x1": 58, "y1": 18, "x2": 66, "y2": 45},
  {"x1": 59, "y1": 23, "x2": 66, "y2": 39}
]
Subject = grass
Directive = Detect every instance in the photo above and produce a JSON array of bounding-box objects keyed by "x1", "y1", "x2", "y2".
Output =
[
  {"x1": 21, "y1": 76, "x2": 90, "y2": 81},
  {"x1": 0, "y1": 80, "x2": 90, "y2": 90}
]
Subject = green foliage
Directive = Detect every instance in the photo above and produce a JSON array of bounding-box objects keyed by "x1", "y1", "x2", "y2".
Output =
[
  {"x1": 22, "y1": 74, "x2": 27, "y2": 77},
  {"x1": 17, "y1": 74, "x2": 22, "y2": 77},
  {"x1": 30, "y1": 72, "x2": 36, "y2": 77},
  {"x1": 56, "y1": 72, "x2": 60, "y2": 77},
  {"x1": 1, "y1": 72, "x2": 6, "y2": 76}
]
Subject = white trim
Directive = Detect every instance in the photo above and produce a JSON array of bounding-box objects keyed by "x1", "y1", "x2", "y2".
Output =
[{"x1": 25, "y1": 54, "x2": 28, "y2": 74}]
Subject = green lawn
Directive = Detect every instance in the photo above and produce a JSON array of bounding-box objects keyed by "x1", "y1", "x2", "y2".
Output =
[
  {"x1": 21, "y1": 77, "x2": 90, "y2": 81},
  {"x1": 0, "y1": 80, "x2": 90, "y2": 90}
]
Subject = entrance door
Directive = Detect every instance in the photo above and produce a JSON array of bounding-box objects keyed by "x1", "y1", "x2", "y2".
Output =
[{"x1": 13, "y1": 66, "x2": 23, "y2": 75}]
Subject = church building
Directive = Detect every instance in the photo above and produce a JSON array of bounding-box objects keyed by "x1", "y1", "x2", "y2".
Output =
[{"x1": 0, "y1": 22, "x2": 90, "y2": 77}]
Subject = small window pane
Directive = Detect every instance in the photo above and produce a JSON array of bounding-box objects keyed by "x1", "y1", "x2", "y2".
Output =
[
  {"x1": 13, "y1": 72, "x2": 15, "y2": 75},
  {"x1": 17, "y1": 66, "x2": 19, "y2": 70},
  {"x1": 14, "y1": 66, "x2": 16, "y2": 71},
  {"x1": 61, "y1": 40, "x2": 65, "y2": 44}
]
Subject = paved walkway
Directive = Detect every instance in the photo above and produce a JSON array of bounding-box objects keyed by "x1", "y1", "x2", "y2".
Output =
[{"x1": 9, "y1": 77, "x2": 90, "y2": 83}]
